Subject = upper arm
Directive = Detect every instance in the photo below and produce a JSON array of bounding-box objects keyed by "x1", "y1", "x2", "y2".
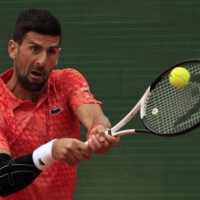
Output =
[
  {"x1": 75, "y1": 103, "x2": 111, "y2": 129},
  {"x1": 62, "y1": 69, "x2": 111, "y2": 129},
  {"x1": 0, "y1": 111, "x2": 10, "y2": 155},
  {"x1": 0, "y1": 150, "x2": 10, "y2": 156}
]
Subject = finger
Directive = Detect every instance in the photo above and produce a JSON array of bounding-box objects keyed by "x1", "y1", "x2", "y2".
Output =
[
  {"x1": 68, "y1": 159, "x2": 83, "y2": 166},
  {"x1": 63, "y1": 154, "x2": 79, "y2": 166},
  {"x1": 65, "y1": 141, "x2": 91, "y2": 164},
  {"x1": 66, "y1": 148, "x2": 91, "y2": 165},
  {"x1": 99, "y1": 137, "x2": 111, "y2": 148},
  {"x1": 91, "y1": 135, "x2": 103, "y2": 149},
  {"x1": 87, "y1": 139, "x2": 96, "y2": 151},
  {"x1": 96, "y1": 131, "x2": 106, "y2": 142},
  {"x1": 73, "y1": 151, "x2": 89, "y2": 161},
  {"x1": 80, "y1": 142, "x2": 91, "y2": 158},
  {"x1": 105, "y1": 134, "x2": 120, "y2": 145}
]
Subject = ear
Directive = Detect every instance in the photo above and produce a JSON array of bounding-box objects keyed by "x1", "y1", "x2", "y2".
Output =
[
  {"x1": 8, "y1": 40, "x2": 18, "y2": 59},
  {"x1": 55, "y1": 48, "x2": 61, "y2": 66}
]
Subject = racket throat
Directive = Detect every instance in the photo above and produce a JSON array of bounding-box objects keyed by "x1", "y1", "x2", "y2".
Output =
[
  {"x1": 107, "y1": 130, "x2": 112, "y2": 136},
  {"x1": 135, "y1": 129, "x2": 151, "y2": 133}
]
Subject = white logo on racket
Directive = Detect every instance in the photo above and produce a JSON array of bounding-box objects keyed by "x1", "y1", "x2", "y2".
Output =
[{"x1": 152, "y1": 108, "x2": 159, "y2": 115}]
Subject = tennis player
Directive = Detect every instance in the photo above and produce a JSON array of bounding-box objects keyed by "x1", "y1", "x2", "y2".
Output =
[{"x1": 0, "y1": 8, "x2": 119, "y2": 200}]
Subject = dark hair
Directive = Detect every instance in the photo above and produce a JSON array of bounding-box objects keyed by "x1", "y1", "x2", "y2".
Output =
[{"x1": 13, "y1": 8, "x2": 62, "y2": 45}]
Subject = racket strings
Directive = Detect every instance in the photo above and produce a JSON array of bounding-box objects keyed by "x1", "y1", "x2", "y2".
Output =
[{"x1": 145, "y1": 62, "x2": 200, "y2": 134}]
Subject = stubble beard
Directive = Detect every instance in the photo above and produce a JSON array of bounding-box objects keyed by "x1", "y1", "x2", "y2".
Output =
[{"x1": 15, "y1": 57, "x2": 48, "y2": 92}]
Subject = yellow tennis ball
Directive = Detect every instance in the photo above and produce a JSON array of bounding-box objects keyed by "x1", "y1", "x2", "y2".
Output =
[{"x1": 169, "y1": 67, "x2": 190, "y2": 88}]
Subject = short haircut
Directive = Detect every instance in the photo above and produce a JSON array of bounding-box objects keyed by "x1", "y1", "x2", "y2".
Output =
[{"x1": 13, "y1": 8, "x2": 62, "y2": 45}]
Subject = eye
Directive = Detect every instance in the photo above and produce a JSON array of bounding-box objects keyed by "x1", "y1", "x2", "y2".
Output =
[
  {"x1": 31, "y1": 46, "x2": 39, "y2": 52},
  {"x1": 47, "y1": 49, "x2": 56, "y2": 55}
]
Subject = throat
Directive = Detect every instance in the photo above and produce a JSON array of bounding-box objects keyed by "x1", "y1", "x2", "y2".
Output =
[
  {"x1": 5, "y1": 69, "x2": 47, "y2": 103},
  {"x1": 6, "y1": 79, "x2": 43, "y2": 103}
]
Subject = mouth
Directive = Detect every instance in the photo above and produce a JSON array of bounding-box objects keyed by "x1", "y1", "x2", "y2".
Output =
[{"x1": 30, "y1": 70, "x2": 43, "y2": 79}]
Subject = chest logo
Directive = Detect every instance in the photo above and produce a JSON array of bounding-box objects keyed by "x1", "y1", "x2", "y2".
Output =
[{"x1": 50, "y1": 106, "x2": 63, "y2": 115}]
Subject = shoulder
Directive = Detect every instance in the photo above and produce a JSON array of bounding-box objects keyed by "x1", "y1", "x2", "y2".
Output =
[
  {"x1": 48, "y1": 68, "x2": 87, "y2": 95},
  {"x1": 50, "y1": 68, "x2": 87, "y2": 88},
  {"x1": 50, "y1": 68, "x2": 85, "y2": 80}
]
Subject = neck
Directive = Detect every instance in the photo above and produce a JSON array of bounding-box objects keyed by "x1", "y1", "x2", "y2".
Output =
[{"x1": 6, "y1": 71, "x2": 46, "y2": 103}]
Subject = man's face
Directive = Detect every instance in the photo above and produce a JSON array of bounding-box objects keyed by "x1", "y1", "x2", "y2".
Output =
[{"x1": 12, "y1": 31, "x2": 60, "y2": 91}]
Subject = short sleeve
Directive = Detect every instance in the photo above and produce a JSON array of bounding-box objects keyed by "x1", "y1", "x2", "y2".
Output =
[
  {"x1": 61, "y1": 69, "x2": 103, "y2": 113},
  {"x1": 0, "y1": 111, "x2": 10, "y2": 151}
]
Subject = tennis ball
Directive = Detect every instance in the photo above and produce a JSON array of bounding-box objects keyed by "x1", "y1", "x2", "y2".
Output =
[{"x1": 169, "y1": 67, "x2": 190, "y2": 88}]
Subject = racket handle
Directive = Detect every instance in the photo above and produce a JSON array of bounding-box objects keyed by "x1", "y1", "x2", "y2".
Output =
[{"x1": 85, "y1": 130, "x2": 110, "y2": 145}]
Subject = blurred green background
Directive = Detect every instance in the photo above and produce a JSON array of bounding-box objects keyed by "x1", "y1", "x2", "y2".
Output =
[{"x1": 1, "y1": 0, "x2": 200, "y2": 199}]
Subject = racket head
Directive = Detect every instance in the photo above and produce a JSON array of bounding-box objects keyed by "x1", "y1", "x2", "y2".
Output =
[{"x1": 141, "y1": 58, "x2": 200, "y2": 136}]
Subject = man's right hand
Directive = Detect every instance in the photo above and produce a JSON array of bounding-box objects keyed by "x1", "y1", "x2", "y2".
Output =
[{"x1": 52, "y1": 138, "x2": 91, "y2": 166}]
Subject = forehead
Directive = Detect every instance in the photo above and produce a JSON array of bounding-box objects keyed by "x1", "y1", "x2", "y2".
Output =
[{"x1": 22, "y1": 31, "x2": 60, "y2": 48}]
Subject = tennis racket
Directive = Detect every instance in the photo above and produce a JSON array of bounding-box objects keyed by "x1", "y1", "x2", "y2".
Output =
[{"x1": 96, "y1": 58, "x2": 200, "y2": 138}]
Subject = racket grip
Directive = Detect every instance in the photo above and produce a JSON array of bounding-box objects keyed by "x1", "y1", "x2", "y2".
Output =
[{"x1": 85, "y1": 130, "x2": 110, "y2": 145}]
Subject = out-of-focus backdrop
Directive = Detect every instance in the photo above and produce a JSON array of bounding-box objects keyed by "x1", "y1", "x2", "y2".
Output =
[{"x1": 1, "y1": 1, "x2": 200, "y2": 199}]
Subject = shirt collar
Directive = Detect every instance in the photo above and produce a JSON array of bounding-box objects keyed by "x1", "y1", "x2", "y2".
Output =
[{"x1": 0, "y1": 68, "x2": 54, "y2": 110}]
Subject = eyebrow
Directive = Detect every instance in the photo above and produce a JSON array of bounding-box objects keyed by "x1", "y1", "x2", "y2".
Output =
[
  {"x1": 48, "y1": 45, "x2": 60, "y2": 49},
  {"x1": 29, "y1": 41, "x2": 60, "y2": 49}
]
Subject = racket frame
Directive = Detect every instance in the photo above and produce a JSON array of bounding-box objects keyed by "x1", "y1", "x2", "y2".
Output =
[{"x1": 109, "y1": 58, "x2": 200, "y2": 137}]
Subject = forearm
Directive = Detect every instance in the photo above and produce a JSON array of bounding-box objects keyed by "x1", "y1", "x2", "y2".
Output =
[
  {"x1": 0, "y1": 153, "x2": 41, "y2": 196},
  {"x1": 91, "y1": 115, "x2": 111, "y2": 128},
  {"x1": 0, "y1": 140, "x2": 56, "y2": 196},
  {"x1": 76, "y1": 104, "x2": 112, "y2": 129}
]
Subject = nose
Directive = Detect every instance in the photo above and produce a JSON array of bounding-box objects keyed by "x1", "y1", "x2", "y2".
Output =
[{"x1": 36, "y1": 52, "x2": 46, "y2": 67}]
